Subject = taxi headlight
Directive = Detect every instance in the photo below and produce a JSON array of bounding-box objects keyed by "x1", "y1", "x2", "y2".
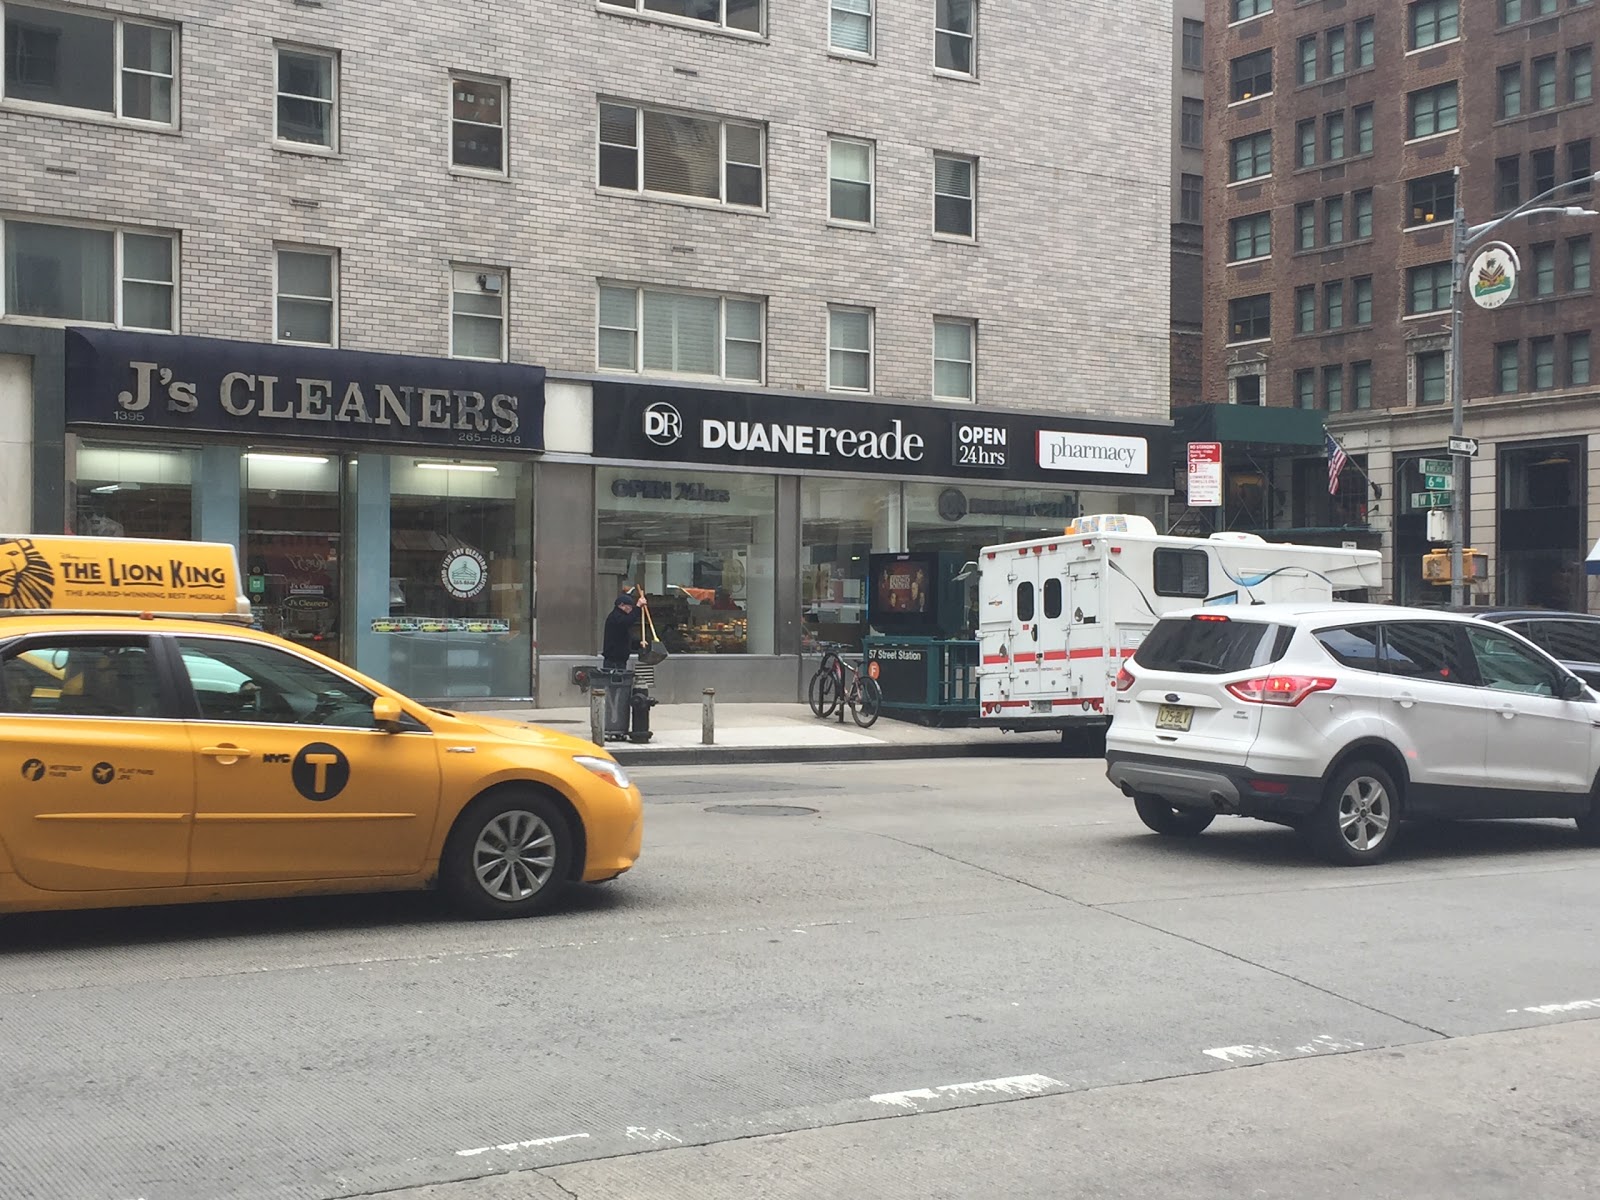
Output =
[{"x1": 573, "y1": 755, "x2": 631, "y2": 790}]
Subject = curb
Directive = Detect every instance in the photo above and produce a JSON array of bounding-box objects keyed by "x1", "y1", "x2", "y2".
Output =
[{"x1": 608, "y1": 739, "x2": 1091, "y2": 767}]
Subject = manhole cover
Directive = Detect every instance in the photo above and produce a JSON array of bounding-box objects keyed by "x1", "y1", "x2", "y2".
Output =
[{"x1": 705, "y1": 804, "x2": 818, "y2": 817}]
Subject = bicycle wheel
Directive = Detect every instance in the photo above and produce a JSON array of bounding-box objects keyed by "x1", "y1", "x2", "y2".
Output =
[
  {"x1": 852, "y1": 676, "x2": 883, "y2": 728},
  {"x1": 808, "y1": 669, "x2": 840, "y2": 718}
]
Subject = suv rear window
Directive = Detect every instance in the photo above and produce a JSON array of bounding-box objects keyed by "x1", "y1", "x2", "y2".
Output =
[{"x1": 1134, "y1": 616, "x2": 1289, "y2": 675}]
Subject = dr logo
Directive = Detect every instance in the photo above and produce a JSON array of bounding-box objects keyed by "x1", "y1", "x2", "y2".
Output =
[{"x1": 291, "y1": 742, "x2": 350, "y2": 802}]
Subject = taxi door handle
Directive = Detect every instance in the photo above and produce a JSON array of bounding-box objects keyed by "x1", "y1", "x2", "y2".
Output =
[{"x1": 200, "y1": 744, "x2": 253, "y2": 763}]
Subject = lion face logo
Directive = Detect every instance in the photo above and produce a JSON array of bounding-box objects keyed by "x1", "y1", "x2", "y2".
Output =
[{"x1": 0, "y1": 538, "x2": 55, "y2": 610}]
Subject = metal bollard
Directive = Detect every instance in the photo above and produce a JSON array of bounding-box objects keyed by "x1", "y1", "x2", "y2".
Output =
[
  {"x1": 702, "y1": 688, "x2": 716, "y2": 745},
  {"x1": 590, "y1": 687, "x2": 605, "y2": 746}
]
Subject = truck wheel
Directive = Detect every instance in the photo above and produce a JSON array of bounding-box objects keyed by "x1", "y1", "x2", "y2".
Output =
[
  {"x1": 1304, "y1": 760, "x2": 1399, "y2": 865},
  {"x1": 1133, "y1": 794, "x2": 1215, "y2": 836},
  {"x1": 441, "y1": 791, "x2": 574, "y2": 918}
]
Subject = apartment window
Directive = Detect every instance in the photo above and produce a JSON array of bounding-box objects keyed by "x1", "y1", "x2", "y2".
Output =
[
  {"x1": 1354, "y1": 276, "x2": 1373, "y2": 324},
  {"x1": 1183, "y1": 19, "x2": 1204, "y2": 70},
  {"x1": 1573, "y1": 46, "x2": 1594, "y2": 102},
  {"x1": 935, "y1": 0, "x2": 976, "y2": 75},
  {"x1": 1232, "y1": 0, "x2": 1272, "y2": 19},
  {"x1": 830, "y1": 0, "x2": 873, "y2": 54},
  {"x1": 1352, "y1": 360, "x2": 1372, "y2": 409},
  {"x1": 598, "y1": 284, "x2": 764, "y2": 382},
  {"x1": 828, "y1": 137, "x2": 874, "y2": 224},
  {"x1": 1497, "y1": 156, "x2": 1522, "y2": 209},
  {"x1": 1180, "y1": 173, "x2": 1203, "y2": 222},
  {"x1": 1228, "y1": 294, "x2": 1271, "y2": 342},
  {"x1": 1416, "y1": 350, "x2": 1447, "y2": 404},
  {"x1": 1570, "y1": 140, "x2": 1593, "y2": 193},
  {"x1": 1296, "y1": 285, "x2": 1316, "y2": 332},
  {"x1": 1501, "y1": 0, "x2": 1558, "y2": 22},
  {"x1": 598, "y1": 101, "x2": 765, "y2": 208},
  {"x1": 1326, "y1": 27, "x2": 1346, "y2": 76},
  {"x1": 1, "y1": 5, "x2": 175, "y2": 123},
  {"x1": 1408, "y1": 172, "x2": 1455, "y2": 226},
  {"x1": 1571, "y1": 236, "x2": 1592, "y2": 289},
  {"x1": 275, "y1": 248, "x2": 336, "y2": 345},
  {"x1": 450, "y1": 76, "x2": 506, "y2": 173},
  {"x1": 933, "y1": 153, "x2": 975, "y2": 237},
  {"x1": 599, "y1": 0, "x2": 762, "y2": 34},
  {"x1": 1569, "y1": 331, "x2": 1592, "y2": 386},
  {"x1": 1323, "y1": 365, "x2": 1344, "y2": 412},
  {"x1": 1181, "y1": 97, "x2": 1204, "y2": 148},
  {"x1": 1354, "y1": 189, "x2": 1373, "y2": 238},
  {"x1": 1533, "y1": 146, "x2": 1557, "y2": 194},
  {"x1": 1231, "y1": 131, "x2": 1272, "y2": 180},
  {"x1": 933, "y1": 318, "x2": 975, "y2": 400},
  {"x1": 1409, "y1": 82, "x2": 1458, "y2": 137},
  {"x1": 1298, "y1": 36, "x2": 1318, "y2": 84},
  {"x1": 1296, "y1": 119, "x2": 1316, "y2": 167},
  {"x1": 1296, "y1": 201, "x2": 1316, "y2": 249},
  {"x1": 1354, "y1": 104, "x2": 1373, "y2": 154},
  {"x1": 1295, "y1": 368, "x2": 1316, "y2": 409},
  {"x1": 1496, "y1": 342, "x2": 1520, "y2": 392},
  {"x1": 1533, "y1": 55, "x2": 1558, "y2": 110},
  {"x1": 1231, "y1": 49, "x2": 1273, "y2": 101},
  {"x1": 276, "y1": 46, "x2": 337, "y2": 149},
  {"x1": 828, "y1": 307, "x2": 873, "y2": 391},
  {"x1": 2, "y1": 219, "x2": 175, "y2": 330},
  {"x1": 1500, "y1": 64, "x2": 1524, "y2": 118},
  {"x1": 1355, "y1": 18, "x2": 1375, "y2": 67},
  {"x1": 1532, "y1": 336, "x2": 1556, "y2": 389},
  {"x1": 1325, "y1": 280, "x2": 1345, "y2": 330},
  {"x1": 1325, "y1": 110, "x2": 1345, "y2": 160},
  {"x1": 1325, "y1": 194, "x2": 1346, "y2": 244},
  {"x1": 1408, "y1": 262, "x2": 1451, "y2": 313},
  {"x1": 450, "y1": 267, "x2": 506, "y2": 361},
  {"x1": 1229, "y1": 212, "x2": 1271, "y2": 261},
  {"x1": 1410, "y1": 0, "x2": 1459, "y2": 48},
  {"x1": 1534, "y1": 243, "x2": 1557, "y2": 296}
]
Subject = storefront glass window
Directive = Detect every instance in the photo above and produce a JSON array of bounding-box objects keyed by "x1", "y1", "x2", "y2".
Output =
[
  {"x1": 383, "y1": 458, "x2": 535, "y2": 698},
  {"x1": 72, "y1": 443, "x2": 196, "y2": 538},
  {"x1": 597, "y1": 467, "x2": 776, "y2": 655},
  {"x1": 1499, "y1": 442, "x2": 1583, "y2": 610},
  {"x1": 802, "y1": 477, "x2": 900, "y2": 652},
  {"x1": 243, "y1": 451, "x2": 343, "y2": 663}
]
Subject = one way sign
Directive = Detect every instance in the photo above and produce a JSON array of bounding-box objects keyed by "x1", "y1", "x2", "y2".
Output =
[{"x1": 1448, "y1": 436, "x2": 1480, "y2": 457}]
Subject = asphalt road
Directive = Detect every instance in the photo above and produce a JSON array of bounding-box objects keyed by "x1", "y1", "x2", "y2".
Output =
[{"x1": 4, "y1": 757, "x2": 1600, "y2": 1199}]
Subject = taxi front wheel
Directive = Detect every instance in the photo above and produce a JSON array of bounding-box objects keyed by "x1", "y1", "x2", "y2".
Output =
[{"x1": 441, "y1": 791, "x2": 574, "y2": 919}]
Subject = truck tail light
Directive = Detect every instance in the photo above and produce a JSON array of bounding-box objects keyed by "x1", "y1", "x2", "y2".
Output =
[
  {"x1": 1226, "y1": 676, "x2": 1336, "y2": 706},
  {"x1": 1114, "y1": 664, "x2": 1136, "y2": 692}
]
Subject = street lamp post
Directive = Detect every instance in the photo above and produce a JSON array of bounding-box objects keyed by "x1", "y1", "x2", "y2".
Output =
[{"x1": 1447, "y1": 169, "x2": 1600, "y2": 608}]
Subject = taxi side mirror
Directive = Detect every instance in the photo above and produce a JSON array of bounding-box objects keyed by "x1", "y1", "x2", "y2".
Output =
[{"x1": 372, "y1": 695, "x2": 405, "y2": 731}]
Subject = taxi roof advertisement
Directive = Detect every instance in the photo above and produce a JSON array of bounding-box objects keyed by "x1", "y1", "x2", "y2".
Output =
[
  {"x1": 64, "y1": 328, "x2": 546, "y2": 453},
  {"x1": 0, "y1": 535, "x2": 251, "y2": 619}
]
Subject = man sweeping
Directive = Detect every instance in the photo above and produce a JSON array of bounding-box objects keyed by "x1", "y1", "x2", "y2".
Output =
[{"x1": 602, "y1": 587, "x2": 648, "y2": 671}]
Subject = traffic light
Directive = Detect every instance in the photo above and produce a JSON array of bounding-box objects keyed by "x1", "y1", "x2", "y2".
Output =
[{"x1": 1422, "y1": 550, "x2": 1488, "y2": 583}]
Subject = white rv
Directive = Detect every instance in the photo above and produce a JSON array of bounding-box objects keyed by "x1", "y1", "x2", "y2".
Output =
[{"x1": 975, "y1": 514, "x2": 1382, "y2": 734}]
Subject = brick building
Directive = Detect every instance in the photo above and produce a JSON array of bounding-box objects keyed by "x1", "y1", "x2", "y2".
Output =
[
  {"x1": 1196, "y1": 0, "x2": 1597, "y2": 609},
  {"x1": 0, "y1": 0, "x2": 1175, "y2": 701}
]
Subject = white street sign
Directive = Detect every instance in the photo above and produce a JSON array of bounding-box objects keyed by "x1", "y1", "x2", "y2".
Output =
[{"x1": 1448, "y1": 436, "x2": 1479, "y2": 457}]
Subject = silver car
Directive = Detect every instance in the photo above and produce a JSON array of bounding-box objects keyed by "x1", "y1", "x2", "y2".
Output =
[{"x1": 1105, "y1": 603, "x2": 1599, "y2": 865}]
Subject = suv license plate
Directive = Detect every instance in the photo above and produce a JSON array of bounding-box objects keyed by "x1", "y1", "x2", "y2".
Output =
[{"x1": 1155, "y1": 704, "x2": 1193, "y2": 732}]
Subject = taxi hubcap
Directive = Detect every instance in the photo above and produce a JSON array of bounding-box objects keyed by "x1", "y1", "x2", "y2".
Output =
[
  {"x1": 1337, "y1": 777, "x2": 1391, "y2": 852},
  {"x1": 474, "y1": 811, "x2": 556, "y2": 901}
]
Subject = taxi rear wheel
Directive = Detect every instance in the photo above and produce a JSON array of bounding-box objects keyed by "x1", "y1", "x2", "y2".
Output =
[{"x1": 442, "y1": 791, "x2": 574, "y2": 919}]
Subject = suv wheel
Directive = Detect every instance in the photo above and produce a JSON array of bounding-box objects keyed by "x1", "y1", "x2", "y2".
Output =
[
  {"x1": 1306, "y1": 760, "x2": 1399, "y2": 865},
  {"x1": 1133, "y1": 794, "x2": 1215, "y2": 837}
]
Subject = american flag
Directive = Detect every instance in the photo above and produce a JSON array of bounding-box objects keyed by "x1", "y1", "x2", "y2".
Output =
[{"x1": 1326, "y1": 432, "x2": 1349, "y2": 496}]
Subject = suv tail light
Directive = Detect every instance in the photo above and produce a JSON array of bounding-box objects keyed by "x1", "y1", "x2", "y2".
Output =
[
  {"x1": 1114, "y1": 664, "x2": 1136, "y2": 692},
  {"x1": 1226, "y1": 675, "x2": 1336, "y2": 706}
]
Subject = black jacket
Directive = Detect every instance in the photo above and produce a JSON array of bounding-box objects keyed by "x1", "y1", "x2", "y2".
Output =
[{"x1": 603, "y1": 605, "x2": 644, "y2": 663}]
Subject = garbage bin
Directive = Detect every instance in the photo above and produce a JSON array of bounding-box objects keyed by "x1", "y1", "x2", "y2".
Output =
[{"x1": 601, "y1": 668, "x2": 634, "y2": 740}]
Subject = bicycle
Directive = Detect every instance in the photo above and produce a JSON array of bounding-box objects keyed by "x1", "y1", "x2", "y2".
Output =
[{"x1": 806, "y1": 641, "x2": 882, "y2": 728}]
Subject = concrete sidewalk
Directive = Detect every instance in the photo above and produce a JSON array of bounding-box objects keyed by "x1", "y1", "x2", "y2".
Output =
[{"x1": 468, "y1": 701, "x2": 1081, "y2": 764}]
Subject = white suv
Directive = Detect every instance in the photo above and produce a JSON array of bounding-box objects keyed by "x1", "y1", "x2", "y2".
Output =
[{"x1": 1105, "y1": 603, "x2": 1600, "y2": 865}]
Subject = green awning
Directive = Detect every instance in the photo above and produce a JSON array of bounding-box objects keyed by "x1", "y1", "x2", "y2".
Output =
[{"x1": 1173, "y1": 404, "x2": 1327, "y2": 450}]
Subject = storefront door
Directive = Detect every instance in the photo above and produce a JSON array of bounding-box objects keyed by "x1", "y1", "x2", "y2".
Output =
[{"x1": 242, "y1": 451, "x2": 345, "y2": 662}]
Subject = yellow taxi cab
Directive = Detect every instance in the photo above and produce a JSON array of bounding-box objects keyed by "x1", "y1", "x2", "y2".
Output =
[{"x1": 0, "y1": 534, "x2": 642, "y2": 919}]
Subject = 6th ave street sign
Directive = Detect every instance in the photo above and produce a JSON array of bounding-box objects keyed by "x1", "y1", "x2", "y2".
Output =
[{"x1": 1449, "y1": 436, "x2": 1480, "y2": 457}]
